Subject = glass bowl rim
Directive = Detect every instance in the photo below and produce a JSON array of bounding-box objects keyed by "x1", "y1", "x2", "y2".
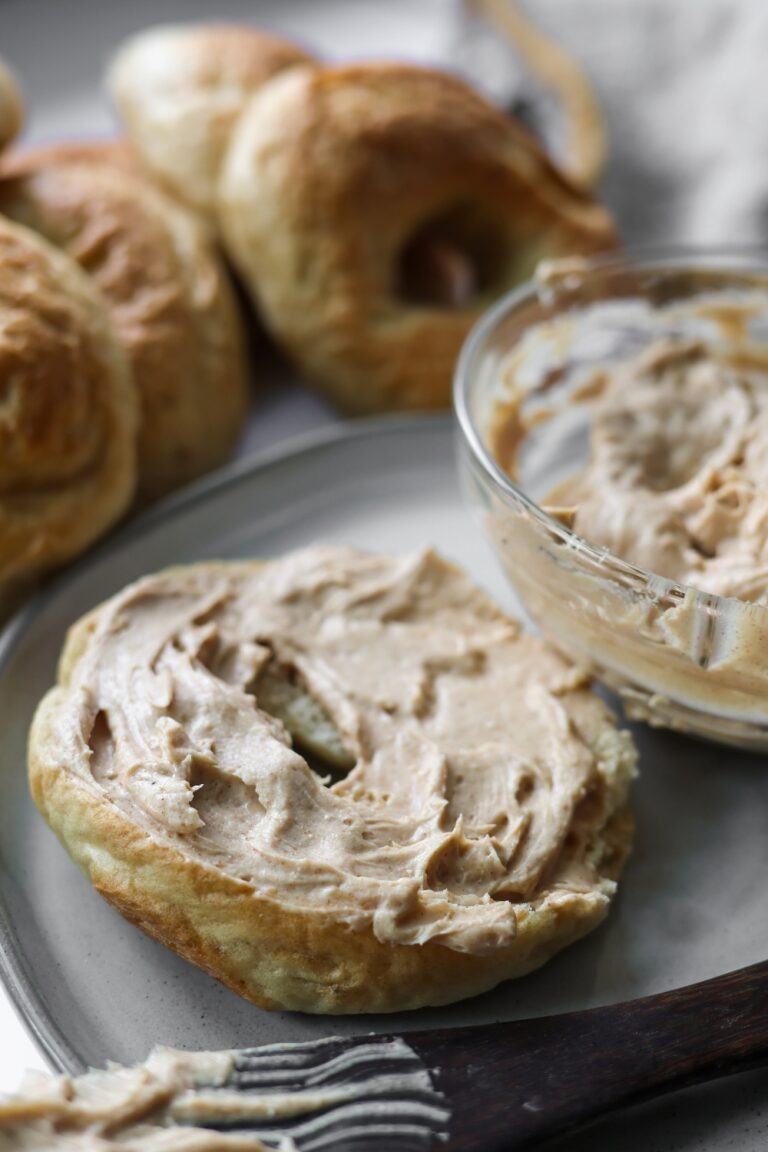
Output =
[{"x1": 453, "y1": 244, "x2": 768, "y2": 612}]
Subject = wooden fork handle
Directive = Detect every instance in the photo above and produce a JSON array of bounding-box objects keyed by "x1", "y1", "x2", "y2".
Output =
[{"x1": 409, "y1": 958, "x2": 768, "y2": 1150}]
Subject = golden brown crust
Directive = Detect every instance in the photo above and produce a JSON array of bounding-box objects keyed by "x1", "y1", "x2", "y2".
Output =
[
  {"x1": 108, "y1": 24, "x2": 316, "y2": 215},
  {"x1": 218, "y1": 63, "x2": 617, "y2": 414},
  {"x1": 1, "y1": 138, "x2": 146, "y2": 179},
  {"x1": 29, "y1": 556, "x2": 635, "y2": 1015},
  {"x1": 0, "y1": 216, "x2": 136, "y2": 608},
  {"x1": 0, "y1": 147, "x2": 249, "y2": 500},
  {"x1": 30, "y1": 680, "x2": 629, "y2": 1014}
]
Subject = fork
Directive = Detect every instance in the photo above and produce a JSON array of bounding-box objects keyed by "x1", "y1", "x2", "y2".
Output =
[{"x1": 168, "y1": 957, "x2": 768, "y2": 1151}]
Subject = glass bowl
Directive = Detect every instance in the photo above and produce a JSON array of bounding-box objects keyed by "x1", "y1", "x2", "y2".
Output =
[{"x1": 454, "y1": 248, "x2": 768, "y2": 751}]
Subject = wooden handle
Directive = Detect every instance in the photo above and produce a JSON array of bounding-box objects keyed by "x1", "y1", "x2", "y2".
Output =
[{"x1": 410, "y1": 958, "x2": 768, "y2": 1150}]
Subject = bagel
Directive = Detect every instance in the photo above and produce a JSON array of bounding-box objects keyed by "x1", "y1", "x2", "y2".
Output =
[
  {"x1": 217, "y1": 64, "x2": 617, "y2": 413},
  {"x1": 0, "y1": 143, "x2": 249, "y2": 501},
  {"x1": 108, "y1": 24, "x2": 315, "y2": 217},
  {"x1": 2, "y1": 137, "x2": 148, "y2": 176},
  {"x1": 29, "y1": 546, "x2": 637, "y2": 1014},
  {"x1": 0, "y1": 215, "x2": 136, "y2": 615}
]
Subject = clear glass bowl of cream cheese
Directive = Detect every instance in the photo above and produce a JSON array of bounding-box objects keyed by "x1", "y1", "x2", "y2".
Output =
[{"x1": 455, "y1": 249, "x2": 768, "y2": 750}]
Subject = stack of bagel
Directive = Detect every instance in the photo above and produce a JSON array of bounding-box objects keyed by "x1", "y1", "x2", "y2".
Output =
[
  {"x1": 110, "y1": 24, "x2": 617, "y2": 412},
  {"x1": 0, "y1": 61, "x2": 248, "y2": 616},
  {"x1": 0, "y1": 21, "x2": 616, "y2": 612}
]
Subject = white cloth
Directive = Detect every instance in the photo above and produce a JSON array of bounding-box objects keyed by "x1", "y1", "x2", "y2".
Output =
[{"x1": 453, "y1": 0, "x2": 768, "y2": 245}]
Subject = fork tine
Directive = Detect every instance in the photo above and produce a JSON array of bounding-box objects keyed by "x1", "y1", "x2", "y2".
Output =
[
  {"x1": 176, "y1": 1034, "x2": 449, "y2": 1151},
  {"x1": 233, "y1": 1039, "x2": 426, "y2": 1090}
]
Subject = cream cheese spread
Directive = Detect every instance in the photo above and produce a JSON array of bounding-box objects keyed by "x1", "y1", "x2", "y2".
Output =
[
  {"x1": 547, "y1": 340, "x2": 768, "y2": 602},
  {"x1": 0, "y1": 1049, "x2": 267, "y2": 1151},
  {"x1": 45, "y1": 546, "x2": 635, "y2": 956}
]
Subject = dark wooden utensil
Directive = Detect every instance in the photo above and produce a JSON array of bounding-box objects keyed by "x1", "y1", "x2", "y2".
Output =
[
  {"x1": 411, "y1": 958, "x2": 767, "y2": 1150},
  {"x1": 165, "y1": 959, "x2": 768, "y2": 1150}
]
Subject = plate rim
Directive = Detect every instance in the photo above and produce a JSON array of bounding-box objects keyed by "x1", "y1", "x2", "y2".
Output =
[{"x1": 0, "y1": 411, "x2": 453, "y2": 1073}]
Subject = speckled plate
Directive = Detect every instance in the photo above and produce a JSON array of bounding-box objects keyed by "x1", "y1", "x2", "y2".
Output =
[{"x1": 1, "y1": 416, "x2": 768, "y2": 1150}]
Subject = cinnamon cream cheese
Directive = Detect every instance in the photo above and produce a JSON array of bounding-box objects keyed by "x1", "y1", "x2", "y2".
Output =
[
  {"x1": 547, "y1": 340, "x2": 768, "y2": 602},
  {"x1": 0, "y1": 1036, "x2": 450, "y2": 1149},
  {"x1": 483, "y1": 311, "x2": 768, "y2": 747},
  {"x1": 38, "y1": 547, "x2": 635, "y2": 960},
  {"x1": 0, "y1": 1048, "x2": 266, "y2": 1150}
]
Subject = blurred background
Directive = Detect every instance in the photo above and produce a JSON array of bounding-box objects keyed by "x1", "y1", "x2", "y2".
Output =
[{"x1": 5, "y1": 0, "x2": 768, "y2": 247}]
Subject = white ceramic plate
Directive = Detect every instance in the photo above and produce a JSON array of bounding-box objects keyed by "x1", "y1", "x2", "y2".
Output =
[{"x1": 1, "y1": 417, "x2": 768, "y2": 1151}]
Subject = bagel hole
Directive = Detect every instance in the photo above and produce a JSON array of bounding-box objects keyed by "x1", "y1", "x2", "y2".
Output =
[
  {"x1": 397, "y1": 203, "x2": 507, "y2": 307},
  {"x1": 250, "y1": 659, "x2": 356, "y2": 785},
  {"x1": 191, "y1": 634, "x2": 357, "y2": 786}
]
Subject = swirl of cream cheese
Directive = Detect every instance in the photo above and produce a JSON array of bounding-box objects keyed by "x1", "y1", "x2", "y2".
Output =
[
  {"x1": 551, "y1": 340, "x2": 768, "y2": 602},
  {"x1": 46, "y1": 546, "x2": 636, "y2": 955}
]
